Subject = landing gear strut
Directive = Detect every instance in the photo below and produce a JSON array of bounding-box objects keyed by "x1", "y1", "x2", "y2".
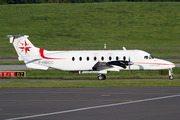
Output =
[
  {"x1": 98, "y1": 74, "x2": 106, "y2": 80},
  {"x1": 169, "y1": 68, "x2": 174, "y2": 80}
]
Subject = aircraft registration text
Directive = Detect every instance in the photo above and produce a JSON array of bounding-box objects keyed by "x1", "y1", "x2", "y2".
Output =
[{"x1": 38, "y1": 61, "x2": 54, "y2": 65}]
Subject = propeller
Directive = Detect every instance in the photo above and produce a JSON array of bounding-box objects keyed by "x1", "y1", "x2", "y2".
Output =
[
  {"x1": 123, "y1": 55, "x2": 133, "y2": 74},
  {"x1": 108, "y1": 56, "x2": 134, "y2": 70},
  {"x1": 128, "y1": 57, "x2": 130, "y2": 73},
  {"x1": 128, "y1": 56, "x2": 134, "y2": 74}
]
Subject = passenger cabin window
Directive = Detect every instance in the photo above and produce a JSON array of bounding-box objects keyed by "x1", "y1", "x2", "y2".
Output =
[
  {"x1": 109, "y1": 56, "x2": 112, "y2": 61},
  {"x1": 87, "y1": 57, "x2": 89, "y2": 61},
  {"x1": 116, "y1": 56, "x2": 119, "y2": 61},
  {"x1": 123, "y1": 56, "x2": 126, "y2": 61},
  {"x1": 79, "y1": 57, "x2": 82, "y2": 61},
  {"x1": 144, "y1": 56, "x2": 148, "y2": 59},
  {"x1": 101, "y1": 56, "x2": 104, "y2": 61},
  {"x1": 72, "y1": 57, "x2": 75, "y2": 61},
  {"x1": 94, "y1": 57, "x2": 97, "y2": 61}
]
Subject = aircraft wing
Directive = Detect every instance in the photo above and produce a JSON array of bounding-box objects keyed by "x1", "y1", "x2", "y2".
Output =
[
  {"x1": 107, "y1": 61, "x2": 128, "y2": 68},
  {"x1": 92, "y1": 61, "x2": 131, "y2": 71},
  {"x1": 92, "y1": 62, "x2": 113, "y2": 71}
]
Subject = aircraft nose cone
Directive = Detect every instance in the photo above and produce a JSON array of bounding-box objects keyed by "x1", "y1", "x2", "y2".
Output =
[
  {"x1": 156, "y1": 58, "x2": 175, "y2": 69},
  {"x1": 171, "y1": 63, "x2": 176, "y2": 68},
  {"x1": 167, "y1": 61, "x2": 175, "y2": 68}
]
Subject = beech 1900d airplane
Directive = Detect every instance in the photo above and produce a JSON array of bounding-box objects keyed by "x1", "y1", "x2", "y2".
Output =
[{"x1": 7, "y1": 35, "x2": 175, "y2": 80}]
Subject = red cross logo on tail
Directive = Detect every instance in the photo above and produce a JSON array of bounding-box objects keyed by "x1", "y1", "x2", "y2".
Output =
[{"x1": 19, "y1": 40, "x2": 32, "y2": 55}]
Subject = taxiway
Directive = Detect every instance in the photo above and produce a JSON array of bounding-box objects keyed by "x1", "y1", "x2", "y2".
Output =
[{"x1": 0, "y1": 88, "x2": 180, "y2": 120}]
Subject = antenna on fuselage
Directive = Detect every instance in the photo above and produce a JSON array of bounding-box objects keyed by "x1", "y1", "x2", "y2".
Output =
[
  {"x1": 123, "y1": 47, "x2": 126, "y2": 50},
  {"x1": 104, "y1": 43, "x2": 106, "y2": 49}
]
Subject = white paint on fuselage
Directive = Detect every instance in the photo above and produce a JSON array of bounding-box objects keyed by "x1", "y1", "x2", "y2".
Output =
[
  {"x1": 7, "y1": 35, "x2": 175, "y2": 77},
  {"x1": 36, "y1": 50, "x2": 175, "y2": 71}
]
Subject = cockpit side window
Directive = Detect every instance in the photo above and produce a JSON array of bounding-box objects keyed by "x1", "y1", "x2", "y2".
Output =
[{"x1": 144, "y1": 56, "x2": 148, "y2": 59}]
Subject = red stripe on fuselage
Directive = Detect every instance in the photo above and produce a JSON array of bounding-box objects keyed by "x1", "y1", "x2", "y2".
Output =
[
  {"x1": 39, "y1": 48, "x2": 65, "y2": 60},
  {"x1": 134, "y1": 62, "x2": 175, "y2": 66}
]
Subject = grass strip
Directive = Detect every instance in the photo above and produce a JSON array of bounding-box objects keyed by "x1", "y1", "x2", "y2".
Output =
[
  {"x1": 1, "y1": 75, "x2": 180, "y2": 79},
  {"x1": 0, "y1": 67, "x2": 180, "y2": 79},
  {"x1": 1, "y1": 80, "x2": 180, "y2": 88},
  {"x1": 170, "y1": 61, "x2": 180, "y2": 63},
  {"x1": 1, "y1": 3, "x2": 180, "y2": 57}
]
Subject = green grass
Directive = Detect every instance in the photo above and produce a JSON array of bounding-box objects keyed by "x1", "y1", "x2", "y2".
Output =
[
  {"x1": 1, "y1": 66, "x2": 180, "y2": 88},
  {"x1": 1, "y1": 80, "x2": 180, "y2": 88},
  {"x1": 1, "y1": 67, "x2": 180, "y2": 79},
  {"x1": 170, "y1": 61, "x2": 180, "y2": 63},
  {"x1": 0, "y1": 2, "x2": 180, "y2": 57}
]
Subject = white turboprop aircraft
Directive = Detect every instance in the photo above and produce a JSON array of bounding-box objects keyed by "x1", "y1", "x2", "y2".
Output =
[{"x1": 7, "y1": 35, "x2": 175, "y2": 80}]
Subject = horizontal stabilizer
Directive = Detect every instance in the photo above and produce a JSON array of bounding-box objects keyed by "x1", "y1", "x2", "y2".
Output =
[{"x1": 25, "y1": 62, "x2": 49, "y2": 70}]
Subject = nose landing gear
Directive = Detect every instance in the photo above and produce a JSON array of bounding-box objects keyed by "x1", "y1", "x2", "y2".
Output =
[
  {"x1": 169, "y1": 68, "x2": 174, "y2": 80},
  {"x1": 98, "y1": 74, "x2": 106, "y2": 80}
]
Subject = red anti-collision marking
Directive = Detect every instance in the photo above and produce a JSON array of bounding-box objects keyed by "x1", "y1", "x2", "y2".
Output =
[{"x1": 39, "y1": 48, "x2": 65, "y2": 60}]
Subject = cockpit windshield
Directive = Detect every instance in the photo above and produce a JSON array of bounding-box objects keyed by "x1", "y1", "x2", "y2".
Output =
[{"x1": 149, "y1": 55, "x2": 154, "y2": 59}]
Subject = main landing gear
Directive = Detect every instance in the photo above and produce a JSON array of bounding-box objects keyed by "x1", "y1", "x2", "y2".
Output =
[
  {"x1": 169, "y1": 75, "x2": 174, "y2": 80},
  {"x1": 169, "y1": 68, "x2": 174, "y2": 80},
  {"x1": 98, "y1": 74, "x2": 106, "y2": 80}
]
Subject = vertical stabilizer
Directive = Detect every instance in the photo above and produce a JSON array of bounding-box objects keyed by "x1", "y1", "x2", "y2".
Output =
[
  {"x1": 7, "y1": 35, "x2": 48, "y2": 70},
  {"x1": 7, "y1": 35, "x2": 39, "y2": 58}
]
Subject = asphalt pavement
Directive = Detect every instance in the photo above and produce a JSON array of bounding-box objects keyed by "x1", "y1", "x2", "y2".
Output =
[
  {"x1": 0, "y1": 65, "x2": 27, "y2": 70},
  {"x1": 0, "y1": 87, "x2": 180, "y2": 120},
  {"x1": 0, "y1": 58, "x2": 18, "y2": 61}
]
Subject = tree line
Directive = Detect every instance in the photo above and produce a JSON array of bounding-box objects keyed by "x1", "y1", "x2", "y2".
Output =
[{"x1": 0, "y1": 0, "x2": 180, "y2": 4}]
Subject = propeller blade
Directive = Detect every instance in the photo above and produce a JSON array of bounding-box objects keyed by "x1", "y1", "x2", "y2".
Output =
[{"x1": 128, "y1": 57, "x2": 130, "y2": 74}]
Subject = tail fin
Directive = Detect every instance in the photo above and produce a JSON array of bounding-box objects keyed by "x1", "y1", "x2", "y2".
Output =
[
  {"x1": 7, "y1": 35, "x2": 40, "y2": 60},
  {"x1": 7, "y1": 35, "x2": 48, "y2": 70}
]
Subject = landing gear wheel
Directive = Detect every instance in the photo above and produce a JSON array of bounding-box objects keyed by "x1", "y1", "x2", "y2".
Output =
[
  {"x1": 98, "y1": 74, "x2": 106, "y2": 80},
  {"x1": 169, "y1": 75, "x2": 174, "y2": 80},
  {"x1": 102, "y1": 74, "x2": 106, "y2": 80},
  {"x1": 98, "y1": 75, "x2": 103, "y2": 80}
]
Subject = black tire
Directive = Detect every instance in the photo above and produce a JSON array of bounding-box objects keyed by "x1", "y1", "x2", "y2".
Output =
[
  {"x1": 98, "y1": 75, "x2": 103, "y2": 80},
  {"x1": 102, "y1": 74, "x2": 106, "y2": 80},
  {"x1": 169, "y1": 75, "x2": 174, "y2": 80},
  {"x1": 98, "y1": 74, "x2": 106, "y2": 80}
]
